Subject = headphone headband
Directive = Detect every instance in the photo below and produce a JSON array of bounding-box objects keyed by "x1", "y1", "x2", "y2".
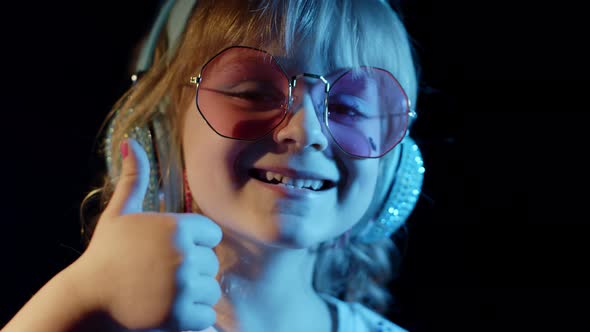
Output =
[{"x1": 135, "y1": 0, "x2": 196, "y2": 74}]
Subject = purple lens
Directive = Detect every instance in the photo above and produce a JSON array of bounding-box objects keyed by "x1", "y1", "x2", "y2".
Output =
[
  {"x1": 196, "y1": 47, "x2": 289, "y2": 140},
  {"x1": 327, "y1": 68, "x2": 409, "y2": 158}
]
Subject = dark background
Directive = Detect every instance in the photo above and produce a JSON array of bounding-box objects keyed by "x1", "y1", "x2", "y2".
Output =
[{"x1": 1, "y1": 1, "x2": 587, "y2": 331}]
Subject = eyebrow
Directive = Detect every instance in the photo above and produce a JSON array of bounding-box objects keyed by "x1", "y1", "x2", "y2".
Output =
[{"x1": 273, "y1": 57, "x2": 350, "y2": 79}]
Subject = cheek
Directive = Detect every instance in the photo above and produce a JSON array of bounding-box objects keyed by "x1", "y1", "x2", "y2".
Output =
[
  {"x1": 182, "y1": 107, "x2": 231, "y2": 195},
  {"x1": 336, "y1": 147, "x2": 380, "y2": 193},
  {"x1": 181, "y1": 106, "x2": 252, "y2": 206},
  {"x1": 349, "y1": 162, "x2": 380, "y2": 211},
  {"x1": 183, "y1": 111, "x2": 218, "y2": 173},
  {"x1": 342, "y1": 163, "x2": 380, "y2": 234},
  {"x1": 335, "y1": 155, "x2": 381, "y2": 221}
]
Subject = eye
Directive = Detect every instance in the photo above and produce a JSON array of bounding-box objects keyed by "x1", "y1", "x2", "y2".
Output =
[
  {"x1": 327, "y1": 93, "x2": 377, "y2": 119},
  {"x1": 328, "y1": 102, "x2": 368, "y2": 120},
  {"x1": 224, "y1": 90, "x2": 282, "y2": 102},
  {"x1": 223, "y1": 81, "x2": 286, "y2": 102},
  {"x1": 203, "y1": 80, "x2": 288, "y2": 112}
]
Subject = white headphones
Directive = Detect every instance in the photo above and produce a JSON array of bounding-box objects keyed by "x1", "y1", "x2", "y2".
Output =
[{"x1": 134, "y1": 0, "x2": 196, "y2": 77}]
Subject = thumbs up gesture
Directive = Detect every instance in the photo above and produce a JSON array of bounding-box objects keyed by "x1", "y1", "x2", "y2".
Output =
[{"x1": 72, "y1": 138, "x2": 222, "y2": 331}]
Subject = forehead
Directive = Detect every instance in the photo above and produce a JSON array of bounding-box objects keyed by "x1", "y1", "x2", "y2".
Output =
[
  {"x1": 207, "y1": 43, "x2": 357, "y2": 80},
  {"x1": 260, "y1": 44, "x2": 361, "y2": 78},
  {"x1": 274, "y1": 55, "x2": 346, "y2": 79}
]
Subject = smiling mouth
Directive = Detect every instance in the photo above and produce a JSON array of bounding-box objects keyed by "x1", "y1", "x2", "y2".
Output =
[{"x1": 248, "y1": 169, "x2": 336, "y2": 191}]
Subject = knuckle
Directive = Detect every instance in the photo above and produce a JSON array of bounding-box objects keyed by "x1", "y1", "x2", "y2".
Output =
[
  {"x1": 203, "y1": 277, "x2": 221, "y2": 304},
  {"x1": 194, "y1": 215, "x2": 222, "y2": 238},
  {"x1": 200, "y1": 248, "x2": 219, "y2": 273},
  {"x1": 171, "y1": 301, "x2": 215, "y2": 331},
  {"x1": 209, "y1": 223, "x2": 223, "y2": 245},
  {"x1": 200, "y1": 222, "x2": 223, "y2": 247},
  {"x1": 177, "y1": 214, "x2": 222, "y2": 248},
  {"x1": 180, "y1": 248, "x2": 219, "y2": 277},
  {"x1": 194, "y1": 304, "x2": 216, "y2": 327},
  {"x1": 197, "y1": 248, "x2": 220, "y2": 276},
  {"x1": 184, "y1": 276, "x2": 220, "y2": 305}
]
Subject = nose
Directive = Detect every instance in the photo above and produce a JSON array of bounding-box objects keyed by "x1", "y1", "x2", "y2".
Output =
[{"x1": 274, "y1": 91, "x2": 329, "y2": 153}]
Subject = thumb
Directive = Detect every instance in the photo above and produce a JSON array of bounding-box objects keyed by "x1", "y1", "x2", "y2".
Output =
[{"x1": 103, "y1": 138, "x2": 151, "y2": 217}]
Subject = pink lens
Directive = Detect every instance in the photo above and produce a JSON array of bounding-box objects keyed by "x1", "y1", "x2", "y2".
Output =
[
  {"x1": 327, "y1": 68, "x2": 410, "y2": 157},
  {"x1": 196, "y1": 47, "x2": 290, "y2": 140}
]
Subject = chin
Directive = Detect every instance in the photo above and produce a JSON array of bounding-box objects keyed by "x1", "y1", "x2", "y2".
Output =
[
  {"x1": 275, "y1": 229, "x2": 338, "y2": 250},
  {"x1": 237, "y1": 228, "x2": 323, "y2": 250},
  {"x1": 274, "y1": 218, "x2": 332, "y2": 249},
  {"x1": 244, "y1": 232, "x2": 317, "y2": 249},
  {"x1": 222, "y1": 213, "x2": 335, "y2": 249}
]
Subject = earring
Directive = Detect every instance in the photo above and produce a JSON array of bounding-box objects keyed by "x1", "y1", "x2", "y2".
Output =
[{"x1": 359, "y1": 136, "x2": 425, "y2": 243}]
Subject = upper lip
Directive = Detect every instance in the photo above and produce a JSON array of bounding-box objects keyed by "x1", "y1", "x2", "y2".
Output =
[{"x1": 252, "y1": 166, "x2": 338, "y2": 183}]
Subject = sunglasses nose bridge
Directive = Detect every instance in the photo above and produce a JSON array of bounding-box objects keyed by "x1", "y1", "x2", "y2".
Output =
[
  {"x1": 291, "y1": 73, "x2": 329, "y2": 90},
  {"x1": 289, "y1": 73, "x2": 328, "y2": 111}
]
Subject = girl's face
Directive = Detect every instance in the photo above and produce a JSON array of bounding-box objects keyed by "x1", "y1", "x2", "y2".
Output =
[{"x1": 182, "y1": 52, "x2": 382, "y2": 248}]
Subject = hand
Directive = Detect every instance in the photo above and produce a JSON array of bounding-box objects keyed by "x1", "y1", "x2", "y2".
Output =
[{"x1": 71, "y1": 138, "x2": 222, "y2": 331}]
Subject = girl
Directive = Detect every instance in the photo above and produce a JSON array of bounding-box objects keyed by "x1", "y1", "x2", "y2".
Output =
[{"x1": 2, "y1": 0, "x2": 423, "y2": 331}]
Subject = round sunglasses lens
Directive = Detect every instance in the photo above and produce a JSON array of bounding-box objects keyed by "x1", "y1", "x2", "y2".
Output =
[
  {"x1": 327, "y1": 68, "x2": 409, "y2": 157},
  {"x1": 196, "y1": 47, "x2": 289, "y2": 140}
]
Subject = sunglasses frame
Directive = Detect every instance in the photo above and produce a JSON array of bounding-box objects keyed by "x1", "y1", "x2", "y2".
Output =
[{"x1": 189, "y1": 45, "x2": 416, "y2": 158}]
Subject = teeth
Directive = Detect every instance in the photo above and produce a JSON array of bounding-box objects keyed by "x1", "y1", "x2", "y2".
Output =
[
  {"x1": 303, "y1": 179, "x2": 312, "y2": 189},
  {"x1": 293, "y1": 179, "x2": 304, "y2": 188},
  {"x1": 272, "y1": 172, "x2": 282, "y2": 182},
  {"x1": 262, "y1": 171, "x2": 324, "y2": 190},
  {"x1": 266, "y1": 172, "x2": 274, "y2": 182},
  {"x1": 311, "y1": 181, "x2": 322, "y2": 190}
]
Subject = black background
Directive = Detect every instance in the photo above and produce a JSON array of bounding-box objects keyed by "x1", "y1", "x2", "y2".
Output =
[{"x1": 1, "y1": 1, "x2": 588, "y2": 331}]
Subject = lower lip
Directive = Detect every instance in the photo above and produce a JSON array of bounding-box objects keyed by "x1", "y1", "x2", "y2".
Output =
[{"x1": 252, "y1": 177, "x2": 331, "y2": 198}]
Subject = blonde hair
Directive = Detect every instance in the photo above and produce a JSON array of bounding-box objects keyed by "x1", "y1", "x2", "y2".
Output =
[{"x1": 81, "y1": 0, "x2": 418, "y2": 314}]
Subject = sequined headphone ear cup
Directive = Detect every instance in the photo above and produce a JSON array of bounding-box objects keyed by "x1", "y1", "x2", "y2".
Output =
[
  {"x1": 104, "y1": 108, "x2": 161, "y2": 212},
  {"x1": 359, "y1": 137, "x2": 425, "y2": 243}
]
